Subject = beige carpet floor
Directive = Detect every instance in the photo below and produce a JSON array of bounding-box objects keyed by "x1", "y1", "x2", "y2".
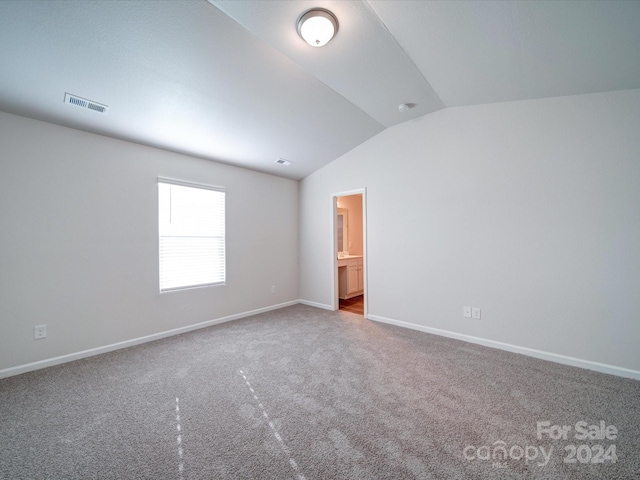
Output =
[{"x1": 1, "y1": 304, "x2": 639, "y2": 479}]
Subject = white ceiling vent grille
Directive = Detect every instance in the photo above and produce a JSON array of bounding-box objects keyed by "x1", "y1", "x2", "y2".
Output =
[
  {"x1": 64, "y1": 93, "x2": 108, "y2": 114},
  {"x1": 275, "y1": 158, "x2": 292, "y2": 166}
]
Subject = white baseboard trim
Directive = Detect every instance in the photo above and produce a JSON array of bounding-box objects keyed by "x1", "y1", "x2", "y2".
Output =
[
  {"x1": 0, "y1": 300, "x2": 299, "y2": 380},
  {"x1": 298, "y1": 299, "x2": 334, "y2": 311},
  {"x1": 367, "y1": 314, "x2": 640, "y2": 381}
]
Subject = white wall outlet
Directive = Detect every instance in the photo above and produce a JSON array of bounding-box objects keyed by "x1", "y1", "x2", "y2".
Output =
[
  {"x1": 34, "y1": 325, "x2": 47, "y2": 339},
  {"x1": 271, "y1": 285, "x2": 276, "y2": 294},
  {"x1": 472, "y1": 307, "x2": 481, "y2": 319},
  {"x1": 463, "y1": 306, "x2": 472, "y2": 318}
]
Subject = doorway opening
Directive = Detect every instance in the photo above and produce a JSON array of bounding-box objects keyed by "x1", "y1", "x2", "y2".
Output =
[{"x1": 333, "y1": 190, "x2": 366, "y2": 317}]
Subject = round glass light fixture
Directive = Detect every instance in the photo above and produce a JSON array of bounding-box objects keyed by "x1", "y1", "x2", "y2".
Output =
[{"x1": 297, "y1": 8, "x2": 338, "y2": 47}]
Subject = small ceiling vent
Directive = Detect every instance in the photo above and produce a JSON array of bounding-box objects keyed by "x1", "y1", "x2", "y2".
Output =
[
  {"x1": 64, "y1": 93, "x2": 108, "y2": 114},
  {"x1": 275, "y1": 158, "x2": 292, "y2": 166}
]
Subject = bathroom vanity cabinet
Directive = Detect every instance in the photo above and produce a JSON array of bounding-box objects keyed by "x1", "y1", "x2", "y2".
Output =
[{"x1": 337, "y1": 256, "x2": 363, "y2": 299}]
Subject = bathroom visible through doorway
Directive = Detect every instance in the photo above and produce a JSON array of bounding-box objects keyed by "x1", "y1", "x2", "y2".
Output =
[{"x1": 333, "y1": 190, "x2": 366, "y2": 317}]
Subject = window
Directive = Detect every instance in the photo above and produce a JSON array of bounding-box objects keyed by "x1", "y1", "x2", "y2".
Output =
[{"x1": 158, "y1": 178, "x2": 225, "y2": 292}]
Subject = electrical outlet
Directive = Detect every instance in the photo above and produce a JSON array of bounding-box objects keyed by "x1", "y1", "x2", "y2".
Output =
[
  {"x1": 34, "y1": 325, "x2": 47, "y2": 339},
  {"x1": 271, "y1": 285, "x2": 276, "y2": 294},
  {"x1": 472, "y1": 308, "x2": 481, "y2": 319},
  {"x1": 463, "y1": 306, "x2": 472, "y2": 318}
]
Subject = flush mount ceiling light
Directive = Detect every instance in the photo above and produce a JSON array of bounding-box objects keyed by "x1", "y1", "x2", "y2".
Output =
[{"x1": 297, "y1": 8, "x2": 338, "y2": 47}]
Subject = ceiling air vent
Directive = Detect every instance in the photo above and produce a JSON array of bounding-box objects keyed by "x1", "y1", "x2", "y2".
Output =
[
  {"x1": 275, "y1": 158, "x2": 292, "y2": 166},
  {"x1": 64, "y1": 93, "x2": 108, "y2": 114}
]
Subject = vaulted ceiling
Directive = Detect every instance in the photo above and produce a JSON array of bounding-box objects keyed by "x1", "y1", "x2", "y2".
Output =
[{"x1": 1, "y1": 0, "x2": 639, "y2": 180}]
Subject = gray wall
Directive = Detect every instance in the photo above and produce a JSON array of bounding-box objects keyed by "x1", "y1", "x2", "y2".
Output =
[
  {"x1": 3, "y1": 88, "x2": 639, "y2": 377},
  {"x1": 0, "y1": 112, "x2": 299, "y2": 372},
  {"x1": 300, "y1": 89, "x2": 640, "y2": 373}
]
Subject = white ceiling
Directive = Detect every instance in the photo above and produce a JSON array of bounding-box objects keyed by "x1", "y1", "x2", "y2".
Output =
[{"x1": 1, "y1": 1, "x2": 639, "y2": 180}]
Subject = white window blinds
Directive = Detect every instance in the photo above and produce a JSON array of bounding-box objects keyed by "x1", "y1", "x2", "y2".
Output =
[{"x1": 158, "y1": 179, "x2": 226, "y2": 292}]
